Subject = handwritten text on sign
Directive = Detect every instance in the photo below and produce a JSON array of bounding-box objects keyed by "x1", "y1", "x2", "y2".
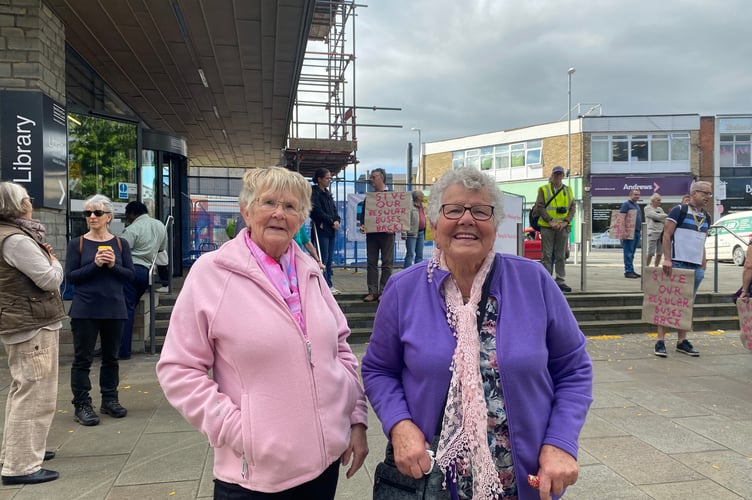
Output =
[
  {"x1": 735, "y1": 299, "x2": 752, "y2": 350},
  {"x1": 609, "y1": 209, "x2": 636, "y2": 240},
  {"x1": 641, "y1": 267, "x2": 695, "y2": 331},
  {"x1": 364, "y1": 191, "x2": 410, "y2": 233}
]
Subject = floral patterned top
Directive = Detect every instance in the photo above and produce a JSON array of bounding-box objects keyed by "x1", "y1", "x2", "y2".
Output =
[{"x1": 456, "y1": 296, "x2": 518, "y2": 499}]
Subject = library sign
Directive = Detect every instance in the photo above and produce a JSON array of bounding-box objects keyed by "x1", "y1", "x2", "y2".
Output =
[{"x1": 1, "y1": 90, "x2": 67, "y2": 209}]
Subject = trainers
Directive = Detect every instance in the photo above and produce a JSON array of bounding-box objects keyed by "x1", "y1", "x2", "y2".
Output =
[
  {"x1": 74, "y1": 404, "x2": 100, "y2": 426},
  {"x1": 156, "y1": 286, "x2": 169, "y2": 293},
  {"x1": 624, "y1": 272, "x2": 641, "y2": 279},
  {"x1": 100, "y1": 400, "x2": 127, "y2": 418},
  {"x1": 654, "y1": 340, "x2": 667, "y2": 357},
  {"x1": 363, "y1": 294, "x2": 377, "y2": 302},
  {"x1": 676, "y1": 339, "x2": 699, "y2": 356},
  {"x1": 329, "y1": 287, "x2": 340, "y2": 295}
]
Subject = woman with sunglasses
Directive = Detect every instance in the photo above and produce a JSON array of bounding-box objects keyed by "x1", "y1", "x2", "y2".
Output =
[
  {"x1": 64, "y1": 194, "x2": 134, "y2": 427},
  {"x1": 0, "y1": 182, "x2": 66, "y2": 485},
  {"x1": 362, "y1": 168, "x2": 593, "y2": 499}
]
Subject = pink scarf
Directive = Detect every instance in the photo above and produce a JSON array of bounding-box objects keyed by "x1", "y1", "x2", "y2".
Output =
[
  {"x1": 244, "y1": 232, "x2": 305, "y2": 333},
  {"x1": 429, "y1": 248, "x2": 501, "y2": 499}
]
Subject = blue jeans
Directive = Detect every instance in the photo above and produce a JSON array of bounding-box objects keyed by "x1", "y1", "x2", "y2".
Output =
[
  {"x1": 404, "y1": 230, "x2": 425, "y2": 268},
  {"x1": 314, "y1": 234, "x2": 336, "y2": 288},
  {"x1": 622, "y1": 231, "x2": 641, "y2": 273},
  {"x1": 122, "y1": 264, "x2": 150, "y2": 358},
  {"x1": 672, "y1": 261, "x2": 705, "y2": 295}
]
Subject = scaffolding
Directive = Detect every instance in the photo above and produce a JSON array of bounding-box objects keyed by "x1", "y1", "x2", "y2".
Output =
[{"x1": 286, "y1": 0, "x2": 359, "y2": 178}]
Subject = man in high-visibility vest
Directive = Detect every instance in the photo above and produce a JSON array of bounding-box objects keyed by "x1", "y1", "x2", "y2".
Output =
[{"x1": 533, "y1": 165, "x2": 575, "y2": 292}]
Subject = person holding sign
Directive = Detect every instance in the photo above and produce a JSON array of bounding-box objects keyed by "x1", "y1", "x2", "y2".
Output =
[
  {"x1": 654, "y1": 181, "x2": 712, "y2": 357},
  {"x1": 620, "y1": 189, "x2": 643, "y2": 278},
  {"x1": 358, "y1": 168, "x2": 395, "y2": 302},
  {"x1": 362, "y1": 167, "x2": 592, "y2": 500},
  {"x1": 533, "y1": 165, "x2": 575, "y2": 293}
]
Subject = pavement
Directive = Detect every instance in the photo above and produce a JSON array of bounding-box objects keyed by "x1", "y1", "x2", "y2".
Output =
[{"x1": 0, "y1": 249, "x2": 750, "y2": 499}]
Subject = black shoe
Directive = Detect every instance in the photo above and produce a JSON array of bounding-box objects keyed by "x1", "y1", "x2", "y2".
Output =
[
  {"x1": 624, "y1": 272, "x2": 641, "y2": 279},
  {"x1": 74, "y1": 404, "x2": 100, "y2": 426},
  {"x1": 43, "y1": 451, "x2": 55, "y2": 461},
  {"x1": 557, "y1": 282, "x2": 572, "y2": 293},
  {"x1": 100, "y1": 400, "x2": 127, "y2": 418},
  {"x1": 676, "y1": 339, "x2": 700, "y2": 357},
  {"x1": 2, "y1": 468, "x2": 59, "y2": 485}
]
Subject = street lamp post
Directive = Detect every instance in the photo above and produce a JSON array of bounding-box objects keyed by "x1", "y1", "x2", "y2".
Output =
[
  {"x1": 411, "y1": 127, "x2": 423, "y2": 186},
  {"x1": 567, "y1": 67, "x2": 575, "y2": 177}
]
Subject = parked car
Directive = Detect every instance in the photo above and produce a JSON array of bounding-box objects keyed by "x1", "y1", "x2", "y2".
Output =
[
  {"x1": 705, "y1": 210, "x2": 752, "y2": 266},
  {"x1": 522, "y1": 227, "x2": 569, "y2": 261},
  {"x1": 591, "y1": 230, "x2": 622, "y2": 248}
]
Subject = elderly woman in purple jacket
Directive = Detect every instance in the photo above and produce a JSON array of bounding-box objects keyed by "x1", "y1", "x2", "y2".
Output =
[{"x1": 362, "y1": 167, "x2": 593, "y2": 500}]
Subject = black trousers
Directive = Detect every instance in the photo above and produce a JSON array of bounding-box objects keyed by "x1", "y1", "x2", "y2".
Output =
[
  {"x1": 70, "y1": 318, "x2": 123, "y2": 406},
  {"x1": 213, "y1": 460, "x2": 339, "y2": 500}
]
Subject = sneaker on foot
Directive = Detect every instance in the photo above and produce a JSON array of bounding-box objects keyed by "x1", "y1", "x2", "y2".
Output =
[
  {"x1": 676, "y1": 339, "x2": 699, "y2": 356},
  {"x1": 156, "y1": 286, "x2": 169, "y2": 293},
  {"x1": 329, "y1": 287, "x2": 340, "y2": 295},
  {"x1": 74, "y1": 404, "x2": 100, "y2": 426},
  {"x1": 100, "y1": 400, "x2": 127, "y2": 418},
  {"x1": 654, "y1": 340, "x2": 667, "y2": 357},
  {"x1": 557, "y1": 282, "x2": 572, "y2": 293}
]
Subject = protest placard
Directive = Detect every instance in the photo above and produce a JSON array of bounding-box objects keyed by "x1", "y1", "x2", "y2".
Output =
[
  {"x1": 736, "y1": 299, "x2": 752, "y2": 351},
  {"x1": 641, "y1": 267, "x2": 695, "y2": 331},
  {"x1": 363, "y1": 191, "x2": 410, "y2": 233},
  {"x1": 609, "y1": 209, "x2": 636, "y2": 240}
]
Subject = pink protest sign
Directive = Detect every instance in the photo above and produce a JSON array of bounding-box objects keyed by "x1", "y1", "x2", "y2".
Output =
[
  {"x1": 641, "y1": 267, "x2": 695, "y2": 331},
  {"x1": 736, "y1": 299, "x2": 752, "y2": 351},
  {"x1": 609, "y1": 209, "x2": 636, "y2": 240},
  {"x1": 363, "y1": 191, "x2": 410, "y2": 233}
]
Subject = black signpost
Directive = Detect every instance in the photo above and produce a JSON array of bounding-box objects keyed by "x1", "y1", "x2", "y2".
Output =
[{"x1": 0, "y1": 90, "x2": 67, "y2": 210}]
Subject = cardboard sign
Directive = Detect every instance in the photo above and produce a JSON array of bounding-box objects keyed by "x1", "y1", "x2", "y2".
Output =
[
  {"x1": 736, "y1": 299, "x2": 752, "y2": 350},
  {"x1": 641, "y1": 267, "x2": 695, "y2": 331},
  {"x1": 609, "y1": 209, "x2": 636, "y2": 240},
  {"x1": 363, "y1": 191, "x2": 410, "y2": 233}
]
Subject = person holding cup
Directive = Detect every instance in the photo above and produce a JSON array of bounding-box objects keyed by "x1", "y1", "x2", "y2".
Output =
[{"x1": 64, "y1": 194, "x2": 134, "y2": 426}]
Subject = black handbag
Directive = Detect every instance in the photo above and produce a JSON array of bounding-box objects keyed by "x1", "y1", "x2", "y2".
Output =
[{"x1": 373, "y1": 436, "x2": 449, "y2": 500}]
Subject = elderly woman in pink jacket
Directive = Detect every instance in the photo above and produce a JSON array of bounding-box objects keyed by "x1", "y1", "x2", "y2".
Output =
[{"x1": 157, "y1": 167, "x2": 368, "y2": 499}]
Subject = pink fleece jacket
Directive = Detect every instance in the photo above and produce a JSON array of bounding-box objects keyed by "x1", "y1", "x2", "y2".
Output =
[{"x1": 156, "y1": 230, "x2": 367, "y2": 492}]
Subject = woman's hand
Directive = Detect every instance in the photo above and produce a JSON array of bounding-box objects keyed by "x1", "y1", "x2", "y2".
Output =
[
  {"x1": 42, "y1": 243, "x2": 58, "y2": 261},
  {"x1": 340, "y1": 423, "x2": 368, "y2": 478},
  {"x1": 741, "y1": 289, "x2": 750, "y2": 303},
  {"x1": 96, "y1": 248, "x2": 115, "y2": 268},
  {"x1": 390, "y1": 419, "x2": 432, "y2": 479},
  {"x1": 333, "y1": 221, "x2": 340, "y2": 231},
  {"x1": 535, "y1": 444, "x2": 578, "y2": 499}
]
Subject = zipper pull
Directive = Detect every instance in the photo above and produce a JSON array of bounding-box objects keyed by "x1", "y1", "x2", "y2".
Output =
[
  {"x1": 241, "y1": 453, "x2": 247, "y2": 479},
  {"x1": 306, "y1": 340, "x2": 313, "y2": 365}
]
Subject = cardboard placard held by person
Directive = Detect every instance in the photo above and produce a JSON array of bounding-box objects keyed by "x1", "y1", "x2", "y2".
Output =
[
  {"x1": 735, "y1": 299, "x2": 752, "y2": 351},
  {"x1": 609, "y1": 209, "x2": 637, "y2": 240},
  {"x1": 641, "y1": 267, "x2": 695, "y2": 331},
  {"x1": 363, "y1": 191, "x2": 410, "y2": 233}
]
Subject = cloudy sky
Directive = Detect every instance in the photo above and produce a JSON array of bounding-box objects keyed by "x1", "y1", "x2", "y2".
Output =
[{"x1": 342, "y1": 0, "x2": 751, "y2": 178}]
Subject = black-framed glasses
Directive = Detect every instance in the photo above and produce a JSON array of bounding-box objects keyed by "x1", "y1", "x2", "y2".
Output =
[
  {"x1": 83, "y1": 210, "x2": 110, "y2": 217},
  {"x1": 440, "y1": 204, "x2": 495, "y2": 221},
  {"x1": 695, "y1": 189, "x2": 712, "y2": 196}
]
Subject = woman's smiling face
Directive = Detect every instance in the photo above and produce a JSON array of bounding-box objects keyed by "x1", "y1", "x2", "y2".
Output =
[
  {"x1": 242, "y1": 189, "x2": 304, "y2": 260},
  {"x1": 433, "y1": 184, "x2": 496, "y2": 268}
]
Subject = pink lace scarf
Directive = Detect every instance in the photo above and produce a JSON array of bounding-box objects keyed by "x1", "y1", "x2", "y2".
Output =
[
  {"x1": 428, "y1": 248, "x2": 502, "y2": 499},
  {"x1": 244, "y1": 232, "x2": 305, "y2": 333}
]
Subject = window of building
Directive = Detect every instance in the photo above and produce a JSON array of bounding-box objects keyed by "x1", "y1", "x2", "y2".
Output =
[
  {"x1": 670, "y1": 133, "x2": 689, "y2": 161},
  {"x1": 720, "y1": 134, "x2": 752, "y2": 177},
  {"x1": 591, "y1": 136, "x2": 609, "y2": 162},
  {"x1": 495, "y1": 145, "x2": 509, "y2": 170},
  {"x1": 452, "y1": 151, "x2": 465, "y2": 169},
  {"x1": 480, "y1": 147, "x2": 494, "y2": 170},
  {"x1": 611, "y1": 135, "x2": 629, "y2": 162},
  {"x1": 510, "y1": 143, "x2": 525, "y2": 167},
  {"x1": 631, "y1": 135, "x2": 648, "y2": 161},
  {"x1": 651, "y1": 134, "x2": 669, "y2": 161}
]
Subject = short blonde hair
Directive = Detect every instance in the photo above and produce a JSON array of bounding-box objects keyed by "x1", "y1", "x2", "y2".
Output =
[{"x1": 239, "y1": 167, "x2": 312, "y2": 217}]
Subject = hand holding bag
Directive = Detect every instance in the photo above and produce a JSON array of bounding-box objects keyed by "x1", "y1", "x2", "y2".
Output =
[{"x1": 373, "y1": 436, "x2": 449, "y2": 500}]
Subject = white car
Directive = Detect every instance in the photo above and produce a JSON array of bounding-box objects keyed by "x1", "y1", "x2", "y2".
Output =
[
  {"x1": 705, "y1": 211, "x2": 752, "y2": 266},
  {"x1": 591, "y1": 230, "x2": 622, "y2": 248}
]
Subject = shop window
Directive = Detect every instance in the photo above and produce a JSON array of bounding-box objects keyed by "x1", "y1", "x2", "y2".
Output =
[
  {"x1": 651, "y1": 135, "x2": 669, "y2": 161},
  {"x1": 611, "y1": 136, "x2": 628, "y2": 162}
]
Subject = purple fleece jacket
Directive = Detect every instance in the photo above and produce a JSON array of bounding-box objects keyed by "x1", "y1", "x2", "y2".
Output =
[{"x1": 361, "y1": 252, "x2": 593, "y2": 499}]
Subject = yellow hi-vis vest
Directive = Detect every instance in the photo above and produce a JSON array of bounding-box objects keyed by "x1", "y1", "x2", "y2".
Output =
[{"x1": 538, "y1": 183, "x2": 573, "y2": 228}]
